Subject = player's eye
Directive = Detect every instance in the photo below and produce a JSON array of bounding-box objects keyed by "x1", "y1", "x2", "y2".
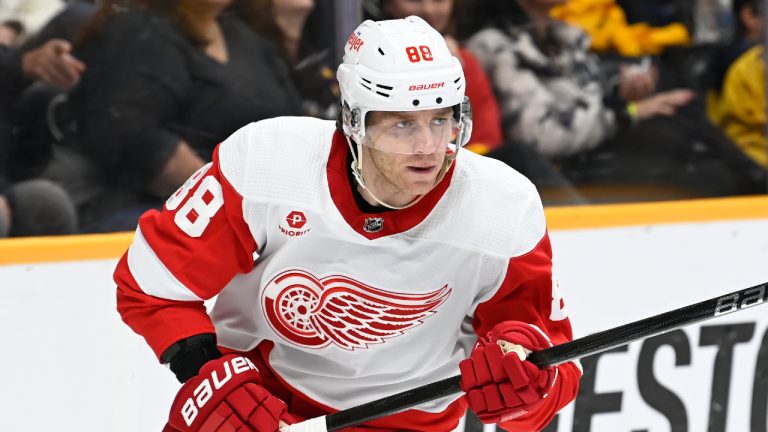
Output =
[
  {"x1": 394, "y1": 120, "x2": 413, "y2": 129},
  {"x1": 431, "y1": 117, "x2": 449, "y2": 126}
]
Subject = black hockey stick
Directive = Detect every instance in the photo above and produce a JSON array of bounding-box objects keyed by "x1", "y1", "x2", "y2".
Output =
[{"x1": 286, "y1": 281, "x2": 768, "y2": 431}]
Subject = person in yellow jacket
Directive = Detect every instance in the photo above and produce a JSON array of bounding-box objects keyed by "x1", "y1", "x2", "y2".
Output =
[
  {"x1": 550, "y1": 0, "x2": 690, "y2": 56},
  {"x1": 716, "y1": 45, "x2": 767, "y2": 167},
  {"x1": 707, "y1": 0, "x2": 762, "y2": 131}
]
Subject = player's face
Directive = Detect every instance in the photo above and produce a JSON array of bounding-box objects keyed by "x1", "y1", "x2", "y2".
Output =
[
  {"x1": 361, "y1": 108, "x2": 453, "y2": 205},
  {"x1": 384, "y1": 0, "x2": 454, "y2": 34}
]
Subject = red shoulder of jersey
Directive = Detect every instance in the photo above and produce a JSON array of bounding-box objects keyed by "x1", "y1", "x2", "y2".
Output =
[{"x1": 114, "y1": 145, "x2": 256, "y2": 359}]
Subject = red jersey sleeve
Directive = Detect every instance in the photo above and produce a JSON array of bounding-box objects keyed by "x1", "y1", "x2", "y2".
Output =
[
  {"x1": 114, "y1": 145, "x2": 257, "y2": 359},
  {"x1": 472, "y1": 232, "x2": 581, "y2": 431}
]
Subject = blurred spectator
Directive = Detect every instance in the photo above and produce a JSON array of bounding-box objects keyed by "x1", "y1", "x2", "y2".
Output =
[
  {"x1": 266, "y1": 0, "x2": 314, "y2": 63},
  {"x1": 0, "y1": 19, "x2": 23, "y2": 46},
  {"x1": 466, "y1": 0, "x2": 765, "y2": 199},
  {"x1": 19, "y1": 37, "x2": 84, "y2": 91},
  {"x1": 617, "y1": 0, "x2": 695, "y2": 30},
  {"x1": 0, "y1": 40, "x2": 79, "y2": 236},
  {"x1": 56, "y1": 0, "x2": 303, "y2": 231},
  {"x1": 713, "y1": 45, "x2": 766, "y2": 167},
  {"x1": 7, "y1": 2, "x2": 97, "y2": 180},
  {"x1": 551, "y1": 0, "x2": 691, "y2": 57},
  {"x1": 694, "y1": 0, "x2": 737, "y2": 44},
  {"x1": 380, "y1": 0, "x2": 504, "y2": 154},
  {"x1": 708, "y1": 0, "x2": 762, "y2": 123},
  {"x1": 22, "y1": 0, "x2": 98, "y2": 50},
  {"x1": 467, "y1": 0, "x2": 692, "y2": 160},
  {"x1": 242, "y1": 0, "x2": 340, "y2": 119},
  {"x1": 0, "y1": 177, "x2": 77, "y2": 237},
  {"x1": 0, "y1": 0, "x2": 65, "y2": 46}
]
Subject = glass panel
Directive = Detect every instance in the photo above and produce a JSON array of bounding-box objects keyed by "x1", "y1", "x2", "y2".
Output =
[{"x1": 1, "y1": 0, "x2": 765, "y2": 236}]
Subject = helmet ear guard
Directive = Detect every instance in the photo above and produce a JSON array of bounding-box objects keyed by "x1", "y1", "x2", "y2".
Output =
[
  {"x1": 454, "y1": 96, "x2": 473, "y2": 148},
  {"x1": 341, "y1": 101, "x2": 362, "y2": 141}
]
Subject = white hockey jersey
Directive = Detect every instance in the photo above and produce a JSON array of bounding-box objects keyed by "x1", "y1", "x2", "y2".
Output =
[{"x1": 115, "y1": 117, "x2": 580, "y2": 431}]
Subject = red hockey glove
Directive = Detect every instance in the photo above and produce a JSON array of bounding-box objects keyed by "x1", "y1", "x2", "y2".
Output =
[
  {"x1": 166, "y1": 354, "x2": 293, "y2": 432},
  {"x1": 459, "y1": 321, "x2": 557, "y2": 424}
]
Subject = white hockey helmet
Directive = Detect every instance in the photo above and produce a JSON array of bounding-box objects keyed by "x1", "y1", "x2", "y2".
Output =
[{"x1": 337, "y1": 15, "x2": 472, "y2": 152}]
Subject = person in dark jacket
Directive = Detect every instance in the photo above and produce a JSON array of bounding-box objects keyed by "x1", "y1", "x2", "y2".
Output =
[
  {"x1": 62, "y1": 0, "x2": 303, "y2": 231},
  {"x1": 0, "y1": 39, "x2": 79, "y2": 236},
  {"x1": 466, "y1": 0, "x2": 766, "y2": 199}
]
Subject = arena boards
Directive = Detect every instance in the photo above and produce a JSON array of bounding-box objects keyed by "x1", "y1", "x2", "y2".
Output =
[{"x1": 0, "y1": 195, "x2": 766, "y2": 431}]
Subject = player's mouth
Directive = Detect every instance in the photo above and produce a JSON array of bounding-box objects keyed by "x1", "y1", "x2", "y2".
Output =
[{"x1": 407, "y1": 165, "x2": 437, "y2": 175}]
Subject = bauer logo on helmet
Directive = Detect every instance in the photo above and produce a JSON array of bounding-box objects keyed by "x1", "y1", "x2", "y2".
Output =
[{"x1": 408, "y1": 82, "x2": 445, "y2": 91}]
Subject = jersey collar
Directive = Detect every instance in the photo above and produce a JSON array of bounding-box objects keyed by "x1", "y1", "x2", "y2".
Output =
[{"x1": 326, "y1": 129, "x2": 455, "y2": 240}]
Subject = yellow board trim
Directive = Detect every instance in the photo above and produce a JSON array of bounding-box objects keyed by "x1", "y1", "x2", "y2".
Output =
[
  {"x1": 546, "y1": 195, "x2": 768, "y2": 230},
  {"x1": 1, "y1": 196, "x2": 767, "y2": 265},
  {"x1": 0, "y1": 232, "x2": 134, "y2": 265}
]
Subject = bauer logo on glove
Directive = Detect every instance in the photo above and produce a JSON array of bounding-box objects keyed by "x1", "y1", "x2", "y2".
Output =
[{"x1": 180, "y1": 356, "x2": 260, "y2": 426}]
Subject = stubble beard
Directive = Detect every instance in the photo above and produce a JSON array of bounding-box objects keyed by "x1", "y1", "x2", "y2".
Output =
[{"x1": 363, "y1": 148, "x2": 441, "y2": 206}]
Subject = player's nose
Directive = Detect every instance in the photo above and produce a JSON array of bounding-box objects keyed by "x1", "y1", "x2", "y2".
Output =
[{"x1": 412, "y1": 124, "x2": 436, "y2": 154}]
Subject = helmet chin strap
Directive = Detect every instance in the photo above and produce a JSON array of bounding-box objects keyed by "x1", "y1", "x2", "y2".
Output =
[
  {"x1": 344, "y1": 136, "x2": 454, "y2": 211},
  {"x1": 344, "y1": 135, "x2": 424, "y2": 210},
  {"x1": 345, "y1": 135, "x2": 419, "y2": 210}
]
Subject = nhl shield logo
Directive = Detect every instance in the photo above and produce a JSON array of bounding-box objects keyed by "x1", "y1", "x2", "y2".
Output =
[{"x1": 363, "y1": 217, "x2": 384, "y2": 233}]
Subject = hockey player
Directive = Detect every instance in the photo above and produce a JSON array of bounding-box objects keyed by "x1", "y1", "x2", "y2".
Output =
[{"x1": 114, "y1": 16, "x2": 581, "y2": 432}]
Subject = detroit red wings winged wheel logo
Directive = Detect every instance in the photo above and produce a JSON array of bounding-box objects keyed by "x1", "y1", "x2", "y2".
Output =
[{"x1": 262, "y1": 270, "x2": 451, "y2": 350}]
